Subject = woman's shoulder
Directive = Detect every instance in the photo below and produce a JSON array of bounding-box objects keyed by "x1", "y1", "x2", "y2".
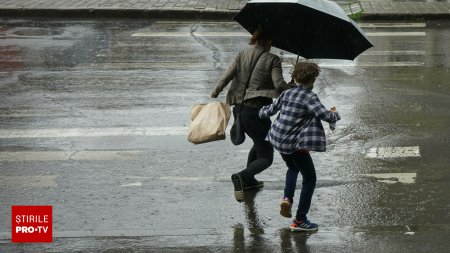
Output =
[
  {"x1": 265, "y1": 52, "x2": 280, "y2": 60},
  {"x1": 259, "y1": 53, "x2": 281, "y2": 66}
]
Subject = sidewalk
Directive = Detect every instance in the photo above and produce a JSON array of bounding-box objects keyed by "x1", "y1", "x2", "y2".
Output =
[{"x1": 0, "y1": 0, "x2": 449, "y2": 20}]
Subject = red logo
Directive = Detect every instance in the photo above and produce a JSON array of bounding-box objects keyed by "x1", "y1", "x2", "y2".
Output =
[{"x1": 11, "y1": 206, "x2": 52, "y2": 243}]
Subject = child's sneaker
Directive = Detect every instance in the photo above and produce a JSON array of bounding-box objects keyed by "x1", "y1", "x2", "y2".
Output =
[
  {"x1": 280, "y1": 197, "x2": 292, "y2": 218},
  {"x1": 290, "y1": 219, "x2": 319, "y2": 232}
]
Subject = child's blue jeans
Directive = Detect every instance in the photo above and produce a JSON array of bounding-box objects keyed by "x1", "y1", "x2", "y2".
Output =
[{"x1": 280, "y1": 151, "x2": 317, "y2": 221}]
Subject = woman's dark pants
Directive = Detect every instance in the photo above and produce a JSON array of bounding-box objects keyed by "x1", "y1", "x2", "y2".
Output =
[
  {"x1": 237, "y1": 105, "x2": 274, "y2": 185},
  {"x1": 280, "y1": 152, "x2": 317, "y2": 221}
]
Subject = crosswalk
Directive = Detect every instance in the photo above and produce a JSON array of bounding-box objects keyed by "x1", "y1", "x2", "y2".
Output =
[{"x1": 0, "y1": 21, "x2": 429, "y2": 188}]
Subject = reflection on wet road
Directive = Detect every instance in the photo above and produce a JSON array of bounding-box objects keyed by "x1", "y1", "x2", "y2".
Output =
[{"x1": 0, "y1": 18, "x2": 449, "y2": 252}]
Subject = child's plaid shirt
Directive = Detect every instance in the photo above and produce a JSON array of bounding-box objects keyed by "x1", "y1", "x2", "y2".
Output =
[{"x1": 259, "y1": 86, "x2": 341, "y2": 154}]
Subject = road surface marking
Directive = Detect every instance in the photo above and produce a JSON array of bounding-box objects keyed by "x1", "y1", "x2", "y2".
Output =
[
  {"x1": 0, "y1": 176, "x2": 57, "y2": 188},
  {"x1": 0, "y1": 151, "x2": 144, "y2": 161},
  {"x1": 152, "y1": 21, "x2": 426, "y2": 29},
  {"x1": 156, "y1": 176, "x2": 280, "y2": 182},
  {"x1": 365, "y1": 32, "x2": 426, "y2": 37},
  {"x1": 0, "y1": 127, "x2": 188, "y2": 138},
  {"x1": 283, "y1": 62, "x2": 424, "y2": 68},
  {"x1": 362, "y1": 173, "x2": 417, "y2": 184},
  {"x1": 78, "y1": 61, "x2": 424, "y2": 70},
  {"x1": 131, "y1": 32, "x2": 425, "y2": 37},
  {"x1": 282, "y1": 51, "x2": 425, "y2": 57},
  {"x1": 154, "y1": 21, "x2": 237, "y2": 24},
  {"x1": 159, "y1": 176, "x2": 216, "y2": 181},
  {"x1": 76, "y1": 62, "x2": 212, "y2": 69},
  {"x1": 120, "y1": 182, "x2": 142, "y2": 187},
  {"x1": 365, "y1": 146, "x2": 420, "y2": 158},
  {"x1": 359, "y1": 23, "x2": 426, "y2": 28},
  {"x1": 131, "y1": 32, "x2": 250, "y2": 37},
  {"x1": 131, "y1": 32, "x2": 195, "y2": 37},
  {"x1": 357, "y1": 50, "x2": 425, "y2": 56}
]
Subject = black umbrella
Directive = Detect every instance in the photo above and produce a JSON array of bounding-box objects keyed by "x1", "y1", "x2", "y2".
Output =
[{"x1": 234, "y1": 0, "x2": 373, "y2": 60}]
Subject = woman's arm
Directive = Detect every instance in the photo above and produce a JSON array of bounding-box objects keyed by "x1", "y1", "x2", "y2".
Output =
[
  {"x1": 271, "y1": 56, "x2": 291, "y2": 92},
  {"x1": 211, "y1": 54, "x2": 239, "y2": 98}
]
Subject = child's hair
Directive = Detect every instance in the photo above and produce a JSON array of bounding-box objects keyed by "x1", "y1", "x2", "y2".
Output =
[{"x1": 291, "y1": 61, "x2": 320, "y2": 89}]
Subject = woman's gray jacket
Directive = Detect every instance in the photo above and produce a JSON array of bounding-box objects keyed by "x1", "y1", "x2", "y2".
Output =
[{"x1": 212, "y1": 45, "x2": 290, "y2": 106}]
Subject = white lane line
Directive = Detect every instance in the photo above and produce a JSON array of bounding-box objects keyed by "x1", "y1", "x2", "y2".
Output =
[
  {"x1": 283, "y1": 62, "x2": 424, "y2": 68},
  {"x1": 365, "y1": 146, "x2": 420, "y2": 158},
  {"x1": 362, "y1": 50, "x2": 425, "y2": 56},
  {"x1": 129, "y1": 176, "x2": 280, "y2": 182},
  {"x1": 159, "y1": 176, "x2": 216, "y2": 181},
  {"x1": 359, "y1": 23, "x2": 426, "y2": 28},
  {"x1": 282, "y1": 51, "x2": 425, "y2": 57},
  {"x1": 0, "y1": 127, "x2": 188, "y2": 138},
  {"x1": 0, "y1": 176, "x2": 57, "y2": 188},
  {"x1": 80, "y1": 61, "x2": 424, "y2": 70},
  {"x1": 76, "y1": 62, "x2": 212, "y2": 69},
  {"x1": 362, "y1": 173, "x2": 417, "y2": 184},
  {"x1": 153, "y1": 21, "x2": 236, "y2": 24},
  {"x1": 152, "y1": 21, "x2": 426, "y2": 28},
  {"x1": 194, "y1": 32, "x2": 248, "y2": 37},
  {"x1": 0, "y1": 151, "x2": 144, "y2": 161},
  {"x1": 131, "y1": 32, "x2": 248, "y2": 37},
  {"x1": 366, "y1": 32, "x2": 426, "y2": 37},
  {"x1": 157, "y1": 176, "x2": 280, "y2": 182},
  {"x1": 120, "y1": 182, "x2": 142, "y2": 187},
  {"x1": 348, "y1": 62, "x2": 424, "y2": 67},
  {"x1": 131, "y1": 32, "x2": 193, "y2": 37},
  {"x1": 131, "y1": 32, "x2": 425, "y2": 37}
]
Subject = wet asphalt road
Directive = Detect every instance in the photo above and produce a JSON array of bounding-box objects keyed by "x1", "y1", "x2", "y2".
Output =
[{"x1": 0, "y1": 18, "x2": 449, "y2": 252}]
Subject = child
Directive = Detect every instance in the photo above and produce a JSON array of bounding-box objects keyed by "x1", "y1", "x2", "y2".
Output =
[{"x1": 258, "y1": 61, "x2": 341, "y2": 232}]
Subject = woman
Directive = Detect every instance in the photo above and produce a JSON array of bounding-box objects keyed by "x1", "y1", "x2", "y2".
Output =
[
  {"x1": 211, "y1": 28, "x2": 291, "y2": 202},
  {"x1": 259, "y1": 61, "x2": 341, "y2": 232}
]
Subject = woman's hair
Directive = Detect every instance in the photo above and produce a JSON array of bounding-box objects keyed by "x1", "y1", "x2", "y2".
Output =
[
  {"x1": 249, "y1": 27, "x2": 272, "y2": 46},
  {"x1": 291, "y1": 61, "x2": 320, "y2": 89}
]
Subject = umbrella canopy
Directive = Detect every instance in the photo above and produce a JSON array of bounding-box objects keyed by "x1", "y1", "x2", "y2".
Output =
[{"x1": 234, "y1": 0, "x2": 373, "y2": 60}]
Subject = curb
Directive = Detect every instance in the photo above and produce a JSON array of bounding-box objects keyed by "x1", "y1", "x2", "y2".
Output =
[
  {"x1": 0, "y1": 8, "x2": 449, "y2": 21},
  {"x1": 0, "y1": 8, "x2": 238, "y2": 20}
]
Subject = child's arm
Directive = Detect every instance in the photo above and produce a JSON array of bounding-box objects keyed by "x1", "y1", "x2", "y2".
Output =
[
  {"x1": 258, "y1": 92, "x2": 284, "y2": 118},
  {"x1": 307, "y1": 95, "x2": 341, "y2": 123}
]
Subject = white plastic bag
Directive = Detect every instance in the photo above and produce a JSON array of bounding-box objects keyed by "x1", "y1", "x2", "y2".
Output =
[{"x1": 188, "y1": 102, "x2": 231, "y2": 144}]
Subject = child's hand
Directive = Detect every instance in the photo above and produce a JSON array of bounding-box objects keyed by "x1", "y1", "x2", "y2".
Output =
[{"x1": 330, "y1": 106, "x2": 337, "y2": 112}]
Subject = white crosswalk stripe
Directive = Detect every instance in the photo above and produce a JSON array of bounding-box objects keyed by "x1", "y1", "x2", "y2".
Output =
[
  {"x1": 0, "y1": 150, "x2": 145, "y2": 161},
  {"x1": 0, "y1": 127, "x2": 188, "y2": 138},
  {"x1": 365, "y1": 146, "x2": 421, "y2": 158},
  {"x1": 131, "y1": 31, "x2": 426, "y2": 37},
  {"x1": 0, "y1": 176, "x2": 57, "y2": 188},
  {"x1": 362, "y1": 173, "x2": 417, "y2": 184}
]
